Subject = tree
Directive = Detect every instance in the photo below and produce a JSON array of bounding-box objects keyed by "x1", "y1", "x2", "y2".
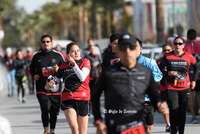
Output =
[{"x1": 156, "y1": 0, "x2": 165, "y2": 45}]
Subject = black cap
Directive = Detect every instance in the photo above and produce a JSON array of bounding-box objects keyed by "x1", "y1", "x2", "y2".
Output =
[{"x1": 118, "y1": 33, "x2": 137, "y2": 46}]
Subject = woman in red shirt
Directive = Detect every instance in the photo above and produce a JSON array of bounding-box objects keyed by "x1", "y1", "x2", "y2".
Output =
[
  {"x1": 46, "y1": 42, "x2": 91, "y2": 134},
  {"x1": 159, "y1": 37, "x2": 199, "y2": 134}
]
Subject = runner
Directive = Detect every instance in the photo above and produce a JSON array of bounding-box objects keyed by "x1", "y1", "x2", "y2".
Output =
[
  {"x1": 45, "y1": 42, "x2": 91, "y2": 134},
  {"x1": 137, "y1": 39, "x2": 163, "y2": 134},
  {"x1": 13, "y1": 50, "x2": 27, "y2": 103},
  {"x1": 85, "y1": 45, "x2": 101, "y2": 92},
  {"x1": 157, "y1": 44, "x2": 172, "y2": 132},
  {"x1": 184, "y1": 29, "x2": 200, "y2": 124},
  {"x1": 92, "y1": 33, "x2": 168, "y2": 134},
  {"x1": 159, "y1": 36, "x2": 199, "y2": 134},
  {"x1": 4, "y1": 47, "x2": 15, "y2": 97},
  {"x1": 100, "y1": 33, "x2": 120, "y2": 72},
  {"x1": 24, "y1": 47, "x2": 34, "y2": 95},
  {"x1": 29, "y1": 35, "x2": 65, "y2": 134}
]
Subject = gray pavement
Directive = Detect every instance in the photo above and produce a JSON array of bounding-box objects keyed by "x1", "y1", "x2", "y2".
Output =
[{"x1": 0, "y1": 87, "x2": 199, "y2": 134}]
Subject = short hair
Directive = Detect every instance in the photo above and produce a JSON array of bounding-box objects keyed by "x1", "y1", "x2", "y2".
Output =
[
  {"x1": 66, "y1": 42, "x2": 79, "y2": 54},
  {"x1": 136, "y1": 38, "x2": 142, "y2": 47},
  {"x1": 187, "y1": 29, "x2": 197, "y2": 40},
  {"x1": 162, "y1": 44, "x2": 171, "y2": 49},
  {"x1": 110, "y1": 33, "x2": 120, "y2": 43},
  {"x1": 41, "y1": 35, "x2": 52, "y2": 42},
  {"x1": 173, "y1": 36, "x2": 185, "y2": 44}
]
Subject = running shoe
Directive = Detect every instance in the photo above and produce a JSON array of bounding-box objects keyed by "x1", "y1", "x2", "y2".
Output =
[
  {"x1": 44, "y1": 131, "x2": 48, "y2": 134},
  {"x1": 22, "y1": 98, "x2": 25, "y2": 103},
  {"x1": 165, "y1": 124, "x2": 171, "y2": 132},
  {"x1": 190, "y1": 117, "x2": 198, "y2": 124}
]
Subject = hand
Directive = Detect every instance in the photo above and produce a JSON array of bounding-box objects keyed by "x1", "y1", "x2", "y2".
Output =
[
  {"x1": 97, "y1": 122, "x2": 107, "y2": 134},
  {"x1": 157, "y1": 101, "x2": 169, "y2": 115},
  {"x1": 34, "y1": 74, "x2": 40, "y2": 81},
  {"x1": 45, "y1": 79, "x2": 55, "y2": 89},
  {"x1": 168, "y1": 71, "x2": 177, "y2": 76},
  {"x1": 190, "y1": 81, "x2": 196, "y2": 90},
  {"x1": 67, "y1": 54, "x2": 76, "y2": 66},
  {"x1": 54, "y1": 64, "x2": 59, "y2": 72}
]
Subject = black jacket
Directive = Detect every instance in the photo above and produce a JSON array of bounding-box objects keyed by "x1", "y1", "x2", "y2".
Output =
[
  {"x1": 101, "y1": 50, "x2": 120, "y2": 71},
  {"x1": 13, "y1": 58, "x2": 27, "y2": 76},
  {"x1": 85, "y1": 53, "x2": 101, "y2": 78},
  {"x1": 92, "y1": 62, "x2": 161, "y2": 125},
  {"x1": 29, "y1": 49, "x2": 65, "y2": 93}
]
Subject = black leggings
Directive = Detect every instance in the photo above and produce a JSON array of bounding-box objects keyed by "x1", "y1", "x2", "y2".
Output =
[
  {"x1": 166, "y1": 88, "x2": 190, "y2": 134},
  {"x1": 42, "y1": 106, "x2": 57, "y2": 129},
  {"x1": 37, "y1": 94, "x2": 61, "y2": 129},
  {"x1": 15, "y1": 75, "x2": 27, "y2": 98}
]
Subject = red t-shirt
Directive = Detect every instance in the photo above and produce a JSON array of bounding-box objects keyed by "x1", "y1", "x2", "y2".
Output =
[
  {"x1": 160, "y1": 51, "x2": 196, "y2": 91},
  {"x1": 57, "y1": 58, "x2": 91, "y2": 101},
  {"x1": 184, "y1": 42, "x2": 200, "y2": 55}
]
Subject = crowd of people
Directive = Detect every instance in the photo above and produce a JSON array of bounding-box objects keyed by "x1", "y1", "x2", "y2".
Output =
[{"x1": 0, "y1": 28, "x2": 200, "y2": 134}]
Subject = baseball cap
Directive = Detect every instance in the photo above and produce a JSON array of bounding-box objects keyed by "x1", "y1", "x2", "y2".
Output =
[
  {"x1": 6, "y1": 47, "x2": 12, "y2": 54},
  {"x1": 118, "y1": 33, "x2": 138, "y2": 51},
  {"x1": 27, "y1": 47, "x2": 32, "y2": 52},
  {"x1": 118, "y1": 33, "x2": 137, "y2": 46}
]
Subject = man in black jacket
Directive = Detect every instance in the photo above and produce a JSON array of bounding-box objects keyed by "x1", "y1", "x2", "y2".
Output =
[
  {"x1": 92, "y1": 33, "x2": 169, "y2": 134},
  {"x1": 29, "y1": 35, "x2": 65, "y2": 134}
]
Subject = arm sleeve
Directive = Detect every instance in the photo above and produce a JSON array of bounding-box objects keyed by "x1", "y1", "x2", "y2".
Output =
[
  {"x1": 147, "y1": 73, "x2": 162, "y2": 109},
  {"x1": 191, "y1": 61, "x2": 199, "y2": 82},
  {"x1": 92, "y1": 71, "x2": 106, "y2": 121},
  {"x1": 73, "y1": 61, "x2": 90, "y2": 82},
  {"x1": 149, "y1": 59, "x2": 163, "y2": 82},
  {"x1": 159, "y1": 56, "x2": 168, "y2": 77}
]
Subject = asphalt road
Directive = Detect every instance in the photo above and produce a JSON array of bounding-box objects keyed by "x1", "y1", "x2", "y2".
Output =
[{"x1": 0, "y1": 86, "x2": 199, "y2": 134}]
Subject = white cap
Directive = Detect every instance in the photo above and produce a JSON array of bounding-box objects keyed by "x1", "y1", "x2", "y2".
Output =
[
  {"x1": 27, "y1": 47, "x2": 32, "y2": 52},
  {"x1": 6, "y1": 47, "x2": 12, "y2": 54}
]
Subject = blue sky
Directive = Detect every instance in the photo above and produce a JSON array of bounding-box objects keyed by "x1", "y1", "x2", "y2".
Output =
[{"x1": 16, "y1": 0, "x2": 59, "y2": 14}]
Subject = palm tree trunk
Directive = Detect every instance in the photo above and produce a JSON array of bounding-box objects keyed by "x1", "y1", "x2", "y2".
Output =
[
  {"x1": 156, "y1": 0, "x2": 165, "y2": 45},
  {"x1": 96, "y1": 13, "x2": 102, "y2": 39},
  {"x1": 78, "y1": 7, "x2": 84, "y2": 43},
  {"x1": 102, "y1": 11, "x2": 108, "y2": 38},
  {"x1": 84, "y1": 11, "x2": 89, "y2": 43}
]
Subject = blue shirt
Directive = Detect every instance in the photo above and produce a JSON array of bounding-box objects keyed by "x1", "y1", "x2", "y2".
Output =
[{"x1": 137, "y1": 55, "x2": 163, "y2": 102}]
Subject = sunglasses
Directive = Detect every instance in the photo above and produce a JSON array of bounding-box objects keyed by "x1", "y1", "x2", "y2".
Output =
[
  {"x1": 163, "y1": 49, "x2": 171, "y2": 52},
  {"x1": 119, "y1": 44, "x2": 136, "y2": 51},
  {"x1": 174, "y1": 42, "x2": 183, "y2": 46},
  {"x1": 41, "y1": 41, "x2": 50, "y2": 43}
]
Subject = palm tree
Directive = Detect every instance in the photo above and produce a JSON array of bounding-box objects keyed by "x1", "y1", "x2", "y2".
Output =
[{"x1": 156, "y1": 0, "x2": 165, "y2": 45}]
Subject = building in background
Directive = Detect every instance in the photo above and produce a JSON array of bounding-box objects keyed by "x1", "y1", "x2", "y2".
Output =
[{"x1": 132, "y1": 0, "x2": 187, "y2": 41}]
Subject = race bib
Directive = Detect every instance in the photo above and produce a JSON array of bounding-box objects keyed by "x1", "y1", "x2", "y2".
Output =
[
  {"x1": 174, "y1": 78, "x2": 186, "y2": 88},
  {"x1": 42, "y1": 66, "x2": 55, "y2": 77},
  {"x1": 121, "y1": 125, "x2": 145, "y2": 134}
]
